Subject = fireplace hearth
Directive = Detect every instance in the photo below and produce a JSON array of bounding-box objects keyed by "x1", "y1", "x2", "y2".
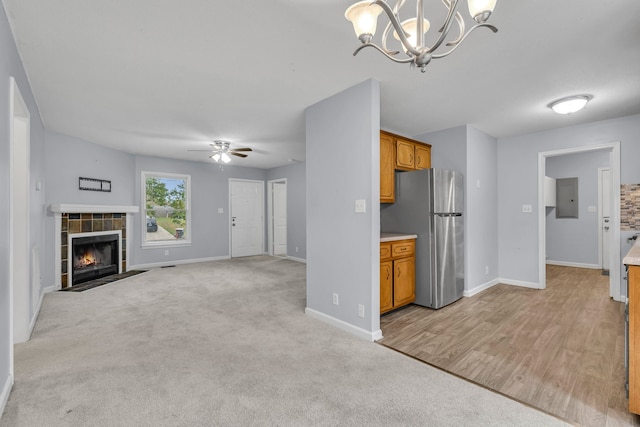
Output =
[{"x1": 71, "y1": 233, "x2": 119, "y2": 286}]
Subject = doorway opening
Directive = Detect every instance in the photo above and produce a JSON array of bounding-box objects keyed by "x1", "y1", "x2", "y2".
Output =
[
  {"x1": 538, "y1": 142, "x2": 621, "y2": 301},
  {"x1": 9, "y1": 76, "x2": 31, "y2": 368},
  {"x1": 267, "y1": 179, "x2": 287, "y2": 257},
  {"x1": 229, "y1": 179, "x2": 264, "y2": 258}
]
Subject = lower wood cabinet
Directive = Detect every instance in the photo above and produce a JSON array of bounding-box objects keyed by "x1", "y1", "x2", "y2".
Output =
[
  {"x1": 380, "y1": 239, "x2": 416, "y2": 314},
  {"x1": 630, "y1": 265, "x2": 640, "y2": 414}
]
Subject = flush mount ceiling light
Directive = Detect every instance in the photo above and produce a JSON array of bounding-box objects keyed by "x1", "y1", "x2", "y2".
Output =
[
  {"x1": 548, "y1": 95, "x2": 593, "y2": 115},
  {"x1": 345, "y1": 0, "x2": 498, "y2": 73}
]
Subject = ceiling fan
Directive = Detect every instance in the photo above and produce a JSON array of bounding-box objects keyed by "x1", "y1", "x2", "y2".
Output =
[{"x1": 188, "y1": 140, "x2": 252, "y2": 163}]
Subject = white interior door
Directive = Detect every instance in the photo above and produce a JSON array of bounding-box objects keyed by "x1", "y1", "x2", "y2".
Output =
[
  {"x1": 272, "y1": 182, "x2": 287, "y2": 256},
  {"x1": 599, "y1": 167, "x2": 611, "y2": 271},
  {"x1": 230, "y1": 180, "x2": 264, "y2": 258}
]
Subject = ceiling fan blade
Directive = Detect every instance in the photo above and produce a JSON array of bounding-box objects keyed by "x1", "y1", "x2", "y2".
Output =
[
  {"x1": 188, "y1": 149, "x2": 219, "y2": 152},
  {"x1": 230, "y1": 147, "x2": 252, "y2": 152},
  {"x1": 230, "y1": 152, "x2": 248, "y2": 158}
]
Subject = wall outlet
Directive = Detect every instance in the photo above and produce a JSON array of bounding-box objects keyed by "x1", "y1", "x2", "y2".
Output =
[
  {"x1": 333, "y1": 293, "x2": 339, "y2": 305},
  {"x1": 355, "y1": 199, "x2": 366, "y2": 213},
  {"x1": 164, "y1": 249, "x2": 169, "y2": 256},
  {"x1": 358, "y1": 304, "x2": 365, "y2": 318},
  {"x1": 218, "y1": 208, "x2": 223, "y2": 214},
  {"x1": 485, "y1": 265, "x2": 489, "y2": 275}
]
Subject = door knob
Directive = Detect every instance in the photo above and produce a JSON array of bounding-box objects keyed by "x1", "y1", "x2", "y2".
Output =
[{"x1": 604, "y1": 226, "x2": 609, "y2": 230}]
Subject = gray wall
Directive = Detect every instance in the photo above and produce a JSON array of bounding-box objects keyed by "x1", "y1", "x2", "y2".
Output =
[
  {"x1": 416, "y1": 125, "x2": 467, "y2": 174},
  {"x1": 465, "y1": 126, "x2": 499, "y2": 290},
  {"x1": 43, "y1": 131, "x2": 136, "y2": 285},
  {"x1": 266, "y1": 162, "x2": 306, "y2": 260},
  {"x1": 306, "y1": 79, "x2": 380, "y2": 336},
  {"x1": 132, "y1": 155, "x2": 266, "y2": 267},
  {"x1": 0, "y1": 2, "x2": 46, "y2": 402},
  {"x1": 546, "y1": 150, "x2": 610, "y2": 266},
  {"x1": 498, "y1": 114, "x2": 640, "y2": 287}
]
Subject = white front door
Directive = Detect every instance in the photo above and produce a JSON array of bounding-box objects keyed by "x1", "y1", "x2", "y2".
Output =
[
  {"x1": 273, "y1": 182, "x2": 287, "y2": 256},
  {"x1": 230, "y1": 179, "x2": 264, "y2": 258}
]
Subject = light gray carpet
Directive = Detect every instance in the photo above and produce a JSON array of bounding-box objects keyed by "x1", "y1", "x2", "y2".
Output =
[{"x1": 2, "y1": 256, "x2": 567, "y2": 426}]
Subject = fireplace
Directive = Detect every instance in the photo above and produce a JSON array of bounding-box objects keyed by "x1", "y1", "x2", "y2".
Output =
[{"x1": 69, "y1": 232, "x2": 121, "y2": 286}]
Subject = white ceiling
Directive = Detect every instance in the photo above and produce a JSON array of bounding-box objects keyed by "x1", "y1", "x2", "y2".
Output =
[{"x1": 3, "y1": 0, "x2": 640, "y2": 169}]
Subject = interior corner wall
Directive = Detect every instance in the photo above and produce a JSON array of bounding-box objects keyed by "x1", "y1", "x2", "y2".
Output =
[
  {"x1": 498, "y1": 113, "x2": 640, "y2": 286},
  {"x1": 266, "y1": 162, "x2": 306, "y2": 260},
  {"x1": 465, "y1": 126, "x2": 499, "y2": 290},
  {"x1": 545, "y1": 150, "x2": 610, "y2": 266},
  {"x1": 305, "y1": 79, "x2": 380, "y2": 338},
  {"x1": 0, "y1": 1, "x2": 47, "y2": 410}
]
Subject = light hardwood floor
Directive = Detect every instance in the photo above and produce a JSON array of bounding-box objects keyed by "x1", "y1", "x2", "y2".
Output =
[{"x1": 380, "y1": 265, "x2": 640, "y2": 427}]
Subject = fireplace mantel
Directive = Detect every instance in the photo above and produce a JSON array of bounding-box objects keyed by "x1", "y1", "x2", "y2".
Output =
[
  {"x1": 51, "y1": 205, "x2": 138, "y2": 289},
  {"x1": 50, "y1": 204, "x2": 139, "y2": 214}
]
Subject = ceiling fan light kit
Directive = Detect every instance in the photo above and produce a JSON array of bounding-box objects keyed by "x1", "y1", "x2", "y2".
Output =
[
  {"x1": 548, "y1": 95, "x2": 592, "y2": 115},
  {"x1": 188, "y1": 140, "x2": 253, "y2": 166},
  {"x1": 345, "y1": 0, "x2": 498, "y2": 72}
]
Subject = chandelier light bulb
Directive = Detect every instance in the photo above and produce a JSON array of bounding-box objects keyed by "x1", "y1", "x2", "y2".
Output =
[
  {"x1": 393, "y1": 18, "x2": 430, "y2": 51},
  {"x1": 345, "y1": 1, "x2": 383, "y2": 41},
  {"x1": 549, "y1": 95, "x2": 592, "y2": 115},
  {"x1": 468, "y1": 0, "x2": 497, "y2": 22}
]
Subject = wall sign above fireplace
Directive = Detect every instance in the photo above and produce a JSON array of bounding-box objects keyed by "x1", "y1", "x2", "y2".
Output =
[{"x1": 79, "y1": 177, "x2": 111, "y2": 192}]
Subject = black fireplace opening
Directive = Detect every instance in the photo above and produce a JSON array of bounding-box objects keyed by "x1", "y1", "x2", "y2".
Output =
[{"x1": 71, "y1": 234, "x2": 119, "y2": 286}]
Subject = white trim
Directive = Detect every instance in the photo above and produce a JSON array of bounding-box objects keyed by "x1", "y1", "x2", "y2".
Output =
[
  {"x1": 498, "y1": 278, "x2": 542, "y2": 290},
  {"x1": 538, "y1": 142, "x2": 621, "y2": 301},
  {"x1": 597, "y1": 167, "x2": 611, "y2": 271},
  {"x1": 28, "y1": 285, "x2": 55, "y2": 336},
  {"x1": 463, "y1": 279, "x2": 500, "y2": 297},
  {"x1": 287, "y1": 256, "x2": 307, "y2": 264},
  {"x1": 267, "y1": 178, "x2": 287, "y2": 257},
  {"x1": 50, "y1": 204, "x2": 139, "y2": 214},
  {"x1": 305, "y1": 307, "x2": 382, "y2": 342},
  {"x1": 545, "y1": 260, "x2": 600, "y2": 269},
  {"x1": 128, "y1": 256, "x2": 229, "y2": 271},
  {"x1": 0, "y1": 374, "x2": 13, "y2": 421},
  {"x1": 68, "y1": 230, "x2": 122, "y2": 286}
]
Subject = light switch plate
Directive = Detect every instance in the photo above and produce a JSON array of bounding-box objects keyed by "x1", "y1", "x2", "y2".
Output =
[
  {"x1": 522, "y1": 204, "x2": 533, "y2": 213},
  {"x1": 587, "y1": 205, "x2": 597, "y2": 213},
  {"x1": 218, "y1": 208, "x2": 223, "y2": 214},
  {"x1": 355, "y1": 199, "x2": 366, "y2": 213}
]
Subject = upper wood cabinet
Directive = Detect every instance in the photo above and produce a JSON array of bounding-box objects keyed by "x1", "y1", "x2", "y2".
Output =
[
  {"x1": 379, "y1": 130, "x2": 431, "y2": 203},
  {"x1": 380, "y1": 132, "x2": 395, "y2": 203},
  {"x1": 415, "y1": 144, "x2": 431, "y2": 170}
]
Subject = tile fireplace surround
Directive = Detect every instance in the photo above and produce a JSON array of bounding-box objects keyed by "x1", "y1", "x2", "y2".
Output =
[{"x1": 50, "y1": 204, "x2": 139, "y2": 289}]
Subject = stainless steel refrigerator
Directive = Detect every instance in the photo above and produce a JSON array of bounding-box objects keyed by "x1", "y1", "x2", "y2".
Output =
[{"x1": 381, "y1": 168, "x2": 464, "y2": 309}]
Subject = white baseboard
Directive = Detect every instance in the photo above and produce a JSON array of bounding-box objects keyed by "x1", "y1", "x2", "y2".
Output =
[
  {"x1": 0, "y1": 374, "x2": 13, "y2": 422},
  {"x1": 305, "y1": 307, "x2": 381, "y2": 342},
  {"x1": 129, "y1": 256, "x2": 229, "y2": 270},
  {"x1": 464, "y1": 279, "x2": 500, "y2": 298},
  {"x1": 286, "y1": 256, "x2": 306, "y2": 264},
  {"x1": 498, "y1": 278, "x2": 541, "y2": 289},
  {"x1": 28, "y1": 285, "x2": 55, "y2": 337},
  {"x1": 546, "y1": 260, "x2": 600, "y2": 269}
]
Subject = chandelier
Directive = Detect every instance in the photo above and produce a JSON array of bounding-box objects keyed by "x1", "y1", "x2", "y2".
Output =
[{"x1": 345, "y1": 0, "x2": 498, "y2": 72}]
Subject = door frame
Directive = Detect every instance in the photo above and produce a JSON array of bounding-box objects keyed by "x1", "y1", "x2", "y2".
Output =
[
  {"x1": 9, "y1": 76, "x2": 32, "y2": 370},
  {"x1": 228, "y1": 178, "x2": 265, "y2": 258},
  {"x1": 267, "y1": 179, "x2": 287, "y2": 257},
  {"x1": 537, "y1": 142, "x2": 621, "y2": 300},
  {"x1": 598, "y1": 167, "x2": 611, "y2": 270}
]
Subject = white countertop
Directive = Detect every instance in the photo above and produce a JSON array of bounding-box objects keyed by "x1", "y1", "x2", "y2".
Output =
[
  {"x1": 624, "y1": 239, "x2": 640, "y2": 266},
  {"x1": 380, "y1": 233, "x2": 418, "y2": 243}
]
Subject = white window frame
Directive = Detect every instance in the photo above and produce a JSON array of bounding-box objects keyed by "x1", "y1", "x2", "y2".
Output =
[{"x1": 141, "y1": 171, "x2": 192, "y2": 248}]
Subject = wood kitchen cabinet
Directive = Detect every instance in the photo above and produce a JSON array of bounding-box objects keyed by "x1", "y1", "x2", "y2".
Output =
[
  {"x1": 380, "y1": 239, "x2": 416, "y2": 314},
  {"x1": 629, "y1": 265, "x2": 640, "y2": 414},
  {"x1": 379, "y1": 130, "x2": 431, "y2": 203},
  {"x1": 380, "y1": 132, "x2": 395, "y2": 203}
]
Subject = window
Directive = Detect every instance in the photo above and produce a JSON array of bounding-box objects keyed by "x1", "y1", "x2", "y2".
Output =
[{"x1": 142, "y1": 171, "x2": 191, "y2": 246}]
